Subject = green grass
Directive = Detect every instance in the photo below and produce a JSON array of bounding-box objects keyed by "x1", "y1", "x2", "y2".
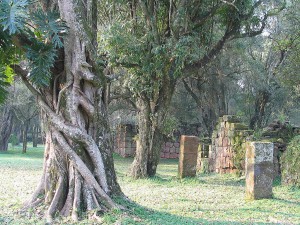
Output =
[{"x1": 1, "y1": 145, "x2": 300, "y2": 224}]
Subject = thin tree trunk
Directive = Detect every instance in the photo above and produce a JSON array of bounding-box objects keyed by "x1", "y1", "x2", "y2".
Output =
[
  {"x1": 32, "y1": 125, "x2": 38, "y2": 147},
  {"x1": 0, "y1": 104, "x2": 14, "y2": 151},
  {"x1": 22, "y1": 121, "x2": 29, "y2": 153},
  {"x1": 249, "y1": 89, "x2": 270, "y2": 129}
]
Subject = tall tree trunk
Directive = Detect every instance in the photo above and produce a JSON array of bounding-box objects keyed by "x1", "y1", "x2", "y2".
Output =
[
  {"x1": 0, "y1": 104, "x2": 14, "y2": 151},
  {"x1": 19, "y1": 0, "x2": 124, "y2": 222},
  {"x1": 32, "y1": 125, "x2": 38, "y2": 147},
  {"x1": 22, "y1": 121, "x2": 29, "y2": 153},
  {"x1": 130, "y1": 78, "x2": 175, "y2": 178},
  {"x1": 249, "y1": 89, "x2": 270, "y2": 129}
]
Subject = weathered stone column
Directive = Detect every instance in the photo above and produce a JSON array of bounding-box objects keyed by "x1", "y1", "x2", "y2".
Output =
[
  {"x1": 245, "y1": 142, "x2": 274, "y2": 200},
  {"x1": 178, "y1": 135, "x2": 199, "y2": 178},
  {"x1": 197, "y1": 143, "x2": 210, "y2": 173}
]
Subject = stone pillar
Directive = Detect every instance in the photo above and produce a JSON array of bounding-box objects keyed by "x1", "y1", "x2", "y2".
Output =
[
  {"x1": 245, "y1": 142, "x2": 274, "y2": 200},
  {"x1": 197, "y1": 143, "x2": 210, "y2": 173},
  {"x1": 178, "y1": 135, "x2": 199, "y2": 178}
]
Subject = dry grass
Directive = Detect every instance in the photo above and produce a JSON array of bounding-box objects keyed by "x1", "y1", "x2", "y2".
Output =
[{"x1": 0, "y1": 145, "x2": 300, "y2": 224}]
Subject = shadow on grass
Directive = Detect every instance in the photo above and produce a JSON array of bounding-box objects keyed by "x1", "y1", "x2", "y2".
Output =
[
  {"x1": 196, "y1": 173, "x2": 246, "y2": 187},
  {"x1": 113, "y1": 197, "x2": 280, "y2": 225},
  {"x1": 272, "y1": 197, "x2": 300, "y2": 207}
]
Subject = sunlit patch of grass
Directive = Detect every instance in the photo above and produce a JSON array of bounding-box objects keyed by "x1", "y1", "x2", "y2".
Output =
[{"x1": 1, "y1": 146, "x2": 300, "y2": 224}]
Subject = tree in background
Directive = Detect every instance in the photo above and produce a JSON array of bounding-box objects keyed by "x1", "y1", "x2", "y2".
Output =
[
  {"x1": 0, "y1": 0, "x2": 123, "y2": 222},
  {"x1": 278, "y1": 0, "x2": 300, "y2": 123},
  {"x1": 101, "y1": 0, "x2": 286, "y2": 178},
  {"x1": 10, "y1": 81, "x2": 39, "y2": 153},
  {"x1": 0, "y1": 99, "x2": 14, "y2": 151}
]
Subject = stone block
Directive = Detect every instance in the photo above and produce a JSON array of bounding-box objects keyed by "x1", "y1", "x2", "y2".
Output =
[
  {"x1": 229, "y1": 123, "x2": 249, "y2": 131},
  {"x1": 223, "y1": 137, "x2": 229, "y2": 146},
  {"x1": 170, "y1": 153, "x2": 178, "y2": 159},
  {"x1": 223, "y1": 115, "x2": 240, "y2": 123},
  {"x1": 178, "y1": 135, "x2": 199, "y2": 178},
  {"x1": 170, "y1": 146, "x2": 176, "y2": 153},
  {"x1": 245, "y1": 142, "x2": 274, "y2": 200},
  {"x1": 163, "y1": 146, "x2": 169, "y2": 152}
]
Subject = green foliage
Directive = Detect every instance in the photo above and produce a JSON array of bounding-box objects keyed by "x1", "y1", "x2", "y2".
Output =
[
  {"x1": 161, "y1": 116, "x2": 179, "y2": 139},
  {"x1": 0, "y1": 0, "x2": 67, "y2": 90},
  {"x1": 0, "y1": 0, "x2": 30, "y2": 34},
  {"x1": 0, "y1": 67, "x2": 10, "y2": 104},
  {"x1": 8, "y1": 134, "x2": 18, "y2": 146},
  {"x1": 252, "y1": 129, "x2": 263, "y2": 140},
  {"x1": 232, "y1": 132, "x2": 246, "y2": 174},
  {"x1": 25, "y1": 40, "x2": 57, "y2": 86},
  {"x1": 32, "y1": 10, "x2": 67, "y2": 48},
  {"x1": 281, "y1": 135, "x2": 300, "y2": 187}
]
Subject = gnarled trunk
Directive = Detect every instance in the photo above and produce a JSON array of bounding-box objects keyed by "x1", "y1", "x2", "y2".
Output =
[
  {"x1": 21, "y1": 0, "x2": 124, "y2": 222},
  {"x1": 0, "y1": 104, "x2": 13, "y2": 151}
]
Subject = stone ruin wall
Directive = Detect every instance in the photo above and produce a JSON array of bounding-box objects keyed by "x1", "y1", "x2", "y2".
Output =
[
  {"x1": 198, "y1": 115, "x2": 252, "y2": 174},
  {"x1": 161, "y1": 142, "x2": 180, "y2": 159},
  {"x1": 114, "y1": 124, "x2": 180, "y2": 159},
  {"x1": 199, "y1": 116, "x2": 300, "y2": 176},
  {"x1": 114, "y1": 124, "x2": 136, "y2": 157},
  {"x1": 261, "y1": 120, "x2": 300, "y2": 177}
]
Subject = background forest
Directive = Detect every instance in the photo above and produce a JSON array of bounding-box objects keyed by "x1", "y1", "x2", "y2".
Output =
[{"x1": 0, "y1": 0, "x2": 300, "y2": 224}]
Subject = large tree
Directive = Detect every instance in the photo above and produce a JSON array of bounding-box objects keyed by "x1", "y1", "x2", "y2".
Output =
[
  {"x1": 0, "y1": 0, "x2": 123, "y2": 222},
  {"x1": 102, "y1": 0, "x2": 286, "y2": 178}
]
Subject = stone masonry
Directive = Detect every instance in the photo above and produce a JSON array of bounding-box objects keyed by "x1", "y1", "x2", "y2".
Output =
[
  {"x1": 208, "y1": 115, "x2": 252, "y2": 174},
  {"x1": 114, "y1": 124, "x2": 181, "y2": 159},
  {"x1": 161, "y1": 142, "x2": 180, "y2": 159},
  {"x1": 245, "y1": 142, "x2": 274, "y2": 200},
  {"x1": 178, "y1": 135, "x2": 199, "y2": 178},
  {"x1": 114, "y1": 124, "x2": 136, "y2": 157}
]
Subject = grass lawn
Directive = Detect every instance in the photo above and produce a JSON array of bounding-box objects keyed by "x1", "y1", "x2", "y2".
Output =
[{"x1": 0, "y1": 145, "x2": 300, "y2": 224}]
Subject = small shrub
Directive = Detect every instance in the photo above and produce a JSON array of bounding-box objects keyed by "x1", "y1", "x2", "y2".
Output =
[
  {"x1": 281, "y1": 135, "x2": 300, "y2": 187},
  {"x1": 9, "y1": 134, "x2": 19, "y2": 146}
]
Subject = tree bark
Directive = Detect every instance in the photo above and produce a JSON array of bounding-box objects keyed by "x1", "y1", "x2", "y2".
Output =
[
  {"x1": 130, "y1": 77, "x2": 175, "y2": 178},
  {"x1": 0, "y1": 104, "x2": 14, "y2": 151},
  {"x1": 22, "y1": 121, "x2": 29, "y2": 153},
  {"x1": 249, "y1": 89, "x2": 270, "y2": 129},
  {"x1": 32, "y1": 125, "x2": 38, "y2": 147},
  {"x1": 20, "y1": 0, "x2": 124, "y2": 222}
]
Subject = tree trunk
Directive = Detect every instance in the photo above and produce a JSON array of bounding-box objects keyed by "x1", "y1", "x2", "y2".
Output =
[
  {"x1": 22, "y1": 121, "x2": 29, "y2": 153},
  {"x1": 32, "y1": 125, "x2": 38, "y2": 147},
  {"x1": 130, "y1": 77, "x2": 175, "y2": 178},
  {"x1": 249, "y1": 89, "x2": 270, "y2": 129},
  {"x1": 183, "y1": 74, "x2": 227, "y2": 136},
  {"x1": 21, "y1": 0, "x2": 124, "y2": 222},
  {"x1": 0, "y1": 104, "x2": 14, "y2": 151}
]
